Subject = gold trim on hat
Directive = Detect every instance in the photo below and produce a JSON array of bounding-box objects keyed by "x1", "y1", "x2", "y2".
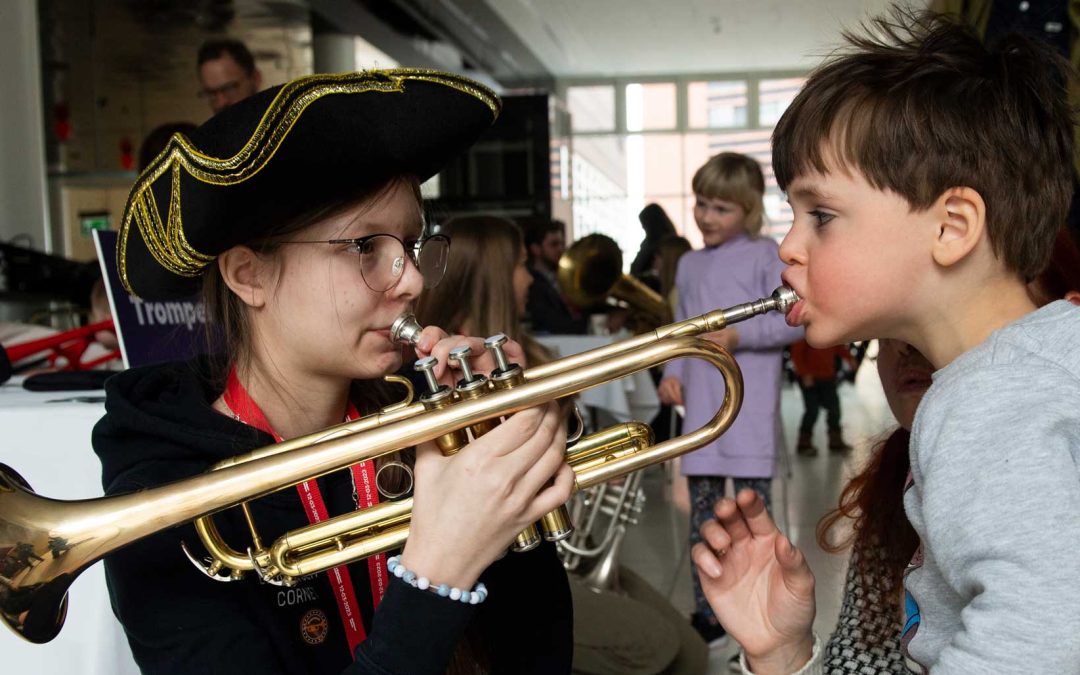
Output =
[{"x1": 118, "y1": 69, "x2": 500, "y2": 294}]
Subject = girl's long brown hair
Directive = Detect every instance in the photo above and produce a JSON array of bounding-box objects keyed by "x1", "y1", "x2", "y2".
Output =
[
  {"x1": 816, "y1": 428, "x2": 918, "y2": 608},
  {"x1": 416, "y1": 215, "x2": 551, "y2": 367}
]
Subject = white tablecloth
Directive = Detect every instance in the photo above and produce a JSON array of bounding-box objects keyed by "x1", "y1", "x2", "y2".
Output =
[
  {"x1": 1, "y1": 381, "x2": 140, "y2": 674},
  {"x1": 535, "y1": 334, "x2": 661, "y2": 423}
]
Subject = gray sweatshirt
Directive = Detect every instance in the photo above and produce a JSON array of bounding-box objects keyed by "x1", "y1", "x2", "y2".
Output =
[
  {"x1": 741, "y1": 302, "x2": 1080, "y2": 675},
  {"x1": 903, "y1": 300, "x2": 1080, "y2": 672}
]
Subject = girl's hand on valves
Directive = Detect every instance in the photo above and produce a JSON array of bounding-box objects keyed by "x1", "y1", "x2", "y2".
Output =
[
  {"x1": 413, "y1": 327, "x2": 528, "y2": 387},
  {"x1": 401, "y1": 401, "x2": 572, "y2": 590},
  {"x1": 691, "y1": 489, "x2": 817, "y2": 675}
]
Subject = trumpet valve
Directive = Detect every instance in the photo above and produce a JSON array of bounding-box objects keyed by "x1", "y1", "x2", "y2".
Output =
[
  {"x1": 512, "y1": 524, "x2": 542, "y2": 552},
  {"x1": 450, "y1": 345, "x2": 498, "y2": 438},
  {"x1": 449, "y1": 345, "x2": 485, "y2": 389},
  {"x1": 414, "y1": 356, "x2": 468, "y2": 454},
  {"x1": 540, "y1": 505, "x2": 574, "y2": 542},
  {"x1": 414, "y1": 356, "x2": 444, "y2": 397},
  {"x1": 483, "y1": 334, "x2": 519, "y2": 379}
]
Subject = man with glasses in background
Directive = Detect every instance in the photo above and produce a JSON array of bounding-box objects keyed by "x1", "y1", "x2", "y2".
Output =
[{"x1": 197, "y1": 39, "x2": 262, "y2": 114}]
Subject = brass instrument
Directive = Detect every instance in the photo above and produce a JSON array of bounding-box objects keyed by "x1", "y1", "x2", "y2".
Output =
[
  {"x1": 557, "y1": 233, "x2": 673, "y2": 328},
  {"x1": 558, "y1": 439, "x2": 651, "y2": 593},
  {"x1": 0, "y1": 287, "x2": 797, "y2": 644}
]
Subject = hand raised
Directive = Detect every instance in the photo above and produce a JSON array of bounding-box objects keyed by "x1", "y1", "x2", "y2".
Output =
[{"x1": 691, "y1": 489, "x2": 816, "y2": 674}]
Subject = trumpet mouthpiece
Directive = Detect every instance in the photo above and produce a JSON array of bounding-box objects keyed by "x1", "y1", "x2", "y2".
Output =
[
  {"x1": 390, "y1": 314, "x2": 423, "y2": 345},
  {"x1": 772, "y1": 287, "x2": 799, "y2": 315}
]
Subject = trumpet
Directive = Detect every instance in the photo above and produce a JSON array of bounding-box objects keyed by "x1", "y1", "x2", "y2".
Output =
[{"x1": 0, "y1": 287, "x2": 797, "y2": 644}]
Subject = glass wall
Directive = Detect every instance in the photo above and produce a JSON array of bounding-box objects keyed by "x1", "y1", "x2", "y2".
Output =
[{"x1": 563, "y1": 74, "x2": 805, "y2": 263}]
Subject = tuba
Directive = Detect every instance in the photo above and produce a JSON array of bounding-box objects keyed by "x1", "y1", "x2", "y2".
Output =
[
  {"x1": 0, "y1": 287, "x2": 797, "y2": 644},
  {"x1": 557, "y1": 233, "x2": 673, "y2": 329}
]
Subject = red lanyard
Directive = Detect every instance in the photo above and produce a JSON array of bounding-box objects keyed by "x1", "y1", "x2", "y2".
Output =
[{"x1": 223, "y1": 368, "x2": 386, "y2": 657}]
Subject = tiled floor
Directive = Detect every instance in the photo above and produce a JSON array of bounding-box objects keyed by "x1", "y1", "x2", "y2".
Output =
[{"x1": 611, "y1": 359, "x2": 896, "y2": 673}]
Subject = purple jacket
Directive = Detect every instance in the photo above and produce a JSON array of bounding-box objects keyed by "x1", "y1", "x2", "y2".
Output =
[{"x1": 664, "y1": 233, "x2": 803, "y2": 478}]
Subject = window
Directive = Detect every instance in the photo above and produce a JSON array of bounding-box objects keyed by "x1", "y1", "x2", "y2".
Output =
[
  {"x1": 567, "y1": 85, "x2": 616, "y2": 133},
  {"x1": 759, "y1": 78, "x2": 804, "y2": 126},
  {"x1": 626, "y1": 82, "x2": 676, "y2": 131},
  {"x1": 688, "y1": 81, "x2": 747, "y2": 129},
  {"x1": 567, "y1": 75, "x2": 806, "y2": 264}
]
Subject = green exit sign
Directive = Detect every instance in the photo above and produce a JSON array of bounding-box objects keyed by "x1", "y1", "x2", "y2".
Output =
[{"x1": 79, "y1": 211, "x2": 110, "y2": 237}]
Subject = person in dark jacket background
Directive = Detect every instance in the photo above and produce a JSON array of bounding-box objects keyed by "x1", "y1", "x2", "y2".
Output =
[
  {"x1": 629, "y1": 203, "x2": 677, "y2": 283},
  {"x1": 520, "y1": 217, "x2": 587, "y2": 335},
  {"x1": 94, "y1": 70, "x2": 573, "y2": 675}
]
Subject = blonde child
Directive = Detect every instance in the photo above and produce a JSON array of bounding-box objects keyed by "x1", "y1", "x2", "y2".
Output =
[{"x1": 657, "y1": 152, "x2": 803, "y2": 647}]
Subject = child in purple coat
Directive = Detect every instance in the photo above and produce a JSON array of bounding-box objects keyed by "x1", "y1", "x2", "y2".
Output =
[{"x1": 658, "y1": 152, "x2": 803, "y2": 647}]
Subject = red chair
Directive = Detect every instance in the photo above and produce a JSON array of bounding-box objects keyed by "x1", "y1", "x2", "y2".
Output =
[{"x1": 1, "y1": 319, "x2": 120, "y2": 383}]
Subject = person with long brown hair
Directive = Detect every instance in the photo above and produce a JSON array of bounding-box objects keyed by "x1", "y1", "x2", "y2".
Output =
[
  {"x1": 93, "y1": 71, "x2": 573, "y2": 675},
  {"x1": 417, "y1": 214, "x2": 709, "y2": 675},
  {"x1": 416, "y1": 215, "x2": 549, "y2": 367}
]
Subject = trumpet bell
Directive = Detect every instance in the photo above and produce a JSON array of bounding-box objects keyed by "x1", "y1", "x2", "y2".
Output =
[
  {"x1": 556, "y1": 234, "x2": 672, "y2": 327},
  {"x1": 0, "y1": 465, "x2": 70, "y2": 644}
]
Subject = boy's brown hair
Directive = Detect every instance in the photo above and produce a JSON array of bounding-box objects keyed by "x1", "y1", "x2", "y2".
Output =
[
  {"x1": 692, "y1": 152, "x2": 767, "y2": 237},
  {"x1": 773, "y1": 9, "x2": 1075, "y2": 281}
]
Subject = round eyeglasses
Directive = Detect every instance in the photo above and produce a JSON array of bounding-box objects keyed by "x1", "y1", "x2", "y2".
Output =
[{"x1": 281, "y1": 234, "x2": 450, "y2": 292}]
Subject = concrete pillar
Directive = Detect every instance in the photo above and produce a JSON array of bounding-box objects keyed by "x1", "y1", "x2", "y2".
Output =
[
  {"x1": 313, "y1": 30, "x2": 356, "y2": 74},
  {"x1": 0, "y1": 0, "x2": 50, "y2": 251}
]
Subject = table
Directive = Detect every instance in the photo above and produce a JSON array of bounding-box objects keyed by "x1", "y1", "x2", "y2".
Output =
[
  {"x1": 1, "y1": 380, "x2": 141, "y2": 674},
  {"x1": 535, "y1": 333, "x2": 661, "y2": 424}
]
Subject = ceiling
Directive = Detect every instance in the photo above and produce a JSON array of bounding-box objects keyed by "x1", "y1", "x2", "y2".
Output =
[{"x1": 483, "y1": 0, "x2": 913, "y2": 78}]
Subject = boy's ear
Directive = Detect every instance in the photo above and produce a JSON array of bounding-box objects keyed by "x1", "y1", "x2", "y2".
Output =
[
  {"x1": 217, "y1": 246, "x2": 268, "y2": 308},
  {"x1": 932, "y1": 187, "x2": 986, "y2": 268}
]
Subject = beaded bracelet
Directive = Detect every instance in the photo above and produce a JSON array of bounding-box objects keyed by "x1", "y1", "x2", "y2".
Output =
[{"x1": 387, "y1": 555, "x2": 488, "y2": 605}]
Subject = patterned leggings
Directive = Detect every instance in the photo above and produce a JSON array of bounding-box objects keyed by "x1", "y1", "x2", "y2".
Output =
[{"x1": 688, "y1": 475, "x2": 773, "y2": 620}]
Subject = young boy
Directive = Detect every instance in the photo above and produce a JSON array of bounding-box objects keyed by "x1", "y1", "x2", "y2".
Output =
[{"x1": 689, "y1": 9, "x2": 1080, "y2": 674}]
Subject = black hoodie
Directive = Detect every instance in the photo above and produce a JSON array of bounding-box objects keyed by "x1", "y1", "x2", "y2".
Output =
[{"x1": 93, "y1": 358, "x2": 572, "y2": 674}]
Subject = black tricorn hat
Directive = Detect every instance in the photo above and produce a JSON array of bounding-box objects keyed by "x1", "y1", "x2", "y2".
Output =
[{"x1": 118, "y1": 69, "x2": 500, "y2": 300}]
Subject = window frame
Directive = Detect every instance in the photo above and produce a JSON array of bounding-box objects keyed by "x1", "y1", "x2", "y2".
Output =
[{"x1": 559, "y1": 70, "x2": 807, "y2": 136}]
